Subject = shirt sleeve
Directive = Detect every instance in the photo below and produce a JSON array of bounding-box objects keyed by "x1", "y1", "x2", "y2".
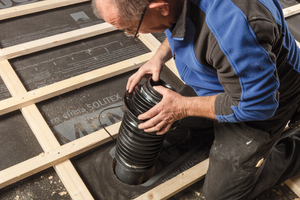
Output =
[{"x1": 212, "y1": 18, "x2": 282, "y2": 123}]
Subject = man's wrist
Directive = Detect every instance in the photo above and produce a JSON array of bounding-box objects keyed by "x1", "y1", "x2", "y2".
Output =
[{"x1": 185, "y1": 96, "x2": 217, "y2": 120}]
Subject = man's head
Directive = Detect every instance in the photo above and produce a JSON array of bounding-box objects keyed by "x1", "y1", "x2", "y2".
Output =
[
  {"x1": 92, "y1": 0, "x2": 183, "y2": 36},
  {"x1": 92, "y1": 0, "x2": 149, "y2": 21}
]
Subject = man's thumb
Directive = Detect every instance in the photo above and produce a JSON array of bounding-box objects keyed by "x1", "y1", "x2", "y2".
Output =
[{"x1": 153, "y1": 85, "x2": 165, "y2": 95}]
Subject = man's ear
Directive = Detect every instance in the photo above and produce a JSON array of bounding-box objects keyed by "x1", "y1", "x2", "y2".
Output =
[{"x1": 148, "y1": 0, "x2": 169, "y2": 16}]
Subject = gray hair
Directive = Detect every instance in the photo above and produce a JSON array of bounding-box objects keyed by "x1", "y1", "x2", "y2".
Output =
[{"x1": 92, "y1": 0, "x2": 149, "y2": 21}]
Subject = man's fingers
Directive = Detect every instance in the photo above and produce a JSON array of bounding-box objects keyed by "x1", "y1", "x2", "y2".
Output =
[
  {"x1": 126, "y1": 72, "x2": 142, "y2": 93},
  {"x1": 156, "y1": 124, "x2": 172, "y2": 135},
  {"x1": 126, "y1": 73, "x2": 136, "y2": 92},
  {"x1": 138, "y1": 104, "x2": 160, "y2": 121},
  {"x1": 142, "y1": 120, "x2": 165, "y2": 133},
  {"x1": 128, "y1": 79, "x2": 138, "y2": 93},
  {"x1": 141, "y1": 120, "x2": 172, "y2": 135},
  {"x1": 152, "y1": 71, "x2": 160, "y2": 82},
  {"x1": 138, "y1": 113, "x2": 161, "y2": 129},
  {"x1": 153, "y1": 85, "x2": 168, "y2": 95}
]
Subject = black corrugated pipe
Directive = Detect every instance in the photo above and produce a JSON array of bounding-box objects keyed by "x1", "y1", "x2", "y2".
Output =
[{"x1": 114, "y1": 78, "x2": 176, "y2": 185}]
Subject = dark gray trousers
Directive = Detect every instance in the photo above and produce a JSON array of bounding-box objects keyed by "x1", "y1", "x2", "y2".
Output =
[
  {"x1": 202, "y1": 106, "x2": 300, "y2": 200},
  {"x1": 178, "y1": 84, "x2": 300, "y2": 199}
]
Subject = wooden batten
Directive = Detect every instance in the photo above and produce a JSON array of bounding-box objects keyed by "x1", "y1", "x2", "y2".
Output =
[
  {"x1": 0, "y1": 52, "x2": 94, "y2": 199},
  {"x1": 286, "y1": 176, "x2": 300, "y2": 198},
  {"x1": 0, "y1": 1, "x2": 299, "y2": 200},
  {"x1": 0, "y1": 52, "x2": 153, "y2": 116},
  {"x1": 134, "y1": 159, "x2": 209, "y2": 200},
  {"x1": 23, "y1": 105, "x2": 94, "y2": 200},
  {"x1": 0, "y1": 122, "x2": 119, "y2": 190},
  {"x1": 0, "y1": 23, "x2": 117, "y2": 61},
  {"x1": 283, "y1": 4, "x2": 300, "y2": 18}
]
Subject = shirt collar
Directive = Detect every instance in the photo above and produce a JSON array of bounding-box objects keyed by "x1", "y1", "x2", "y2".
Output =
[{"x1": 170, "y1": 0, "x2": 189, "y2": 40}]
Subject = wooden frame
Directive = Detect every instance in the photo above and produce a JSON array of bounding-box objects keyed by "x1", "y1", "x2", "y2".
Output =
[
  {"x1": 283, "y1": 4, "x2": 300, "y2": 18},
  {"x1": 0, "y1": 23, "x2": 117, "y2": 61},
  {"x1": 0, "y1": 1, "x2": 299, "y2": 199}
]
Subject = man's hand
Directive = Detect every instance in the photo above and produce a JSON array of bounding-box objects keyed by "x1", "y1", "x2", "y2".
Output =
[
  {"x1": 138, "y1": 86, "x2": 218, "y2": 135},
  {"x1": 126, "y1": 58, "x2": 163, "y2": 93},
  {"x1": 126, "y1": 38, "x2": 173, "y2": 93},
  {"x1": 138, "y1": 86, "x2": 188, "y2": 135}
]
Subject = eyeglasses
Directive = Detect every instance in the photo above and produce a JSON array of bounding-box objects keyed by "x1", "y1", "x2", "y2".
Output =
[{"x1": 124, "y1": 1, "x2": 151, "y2": 38}]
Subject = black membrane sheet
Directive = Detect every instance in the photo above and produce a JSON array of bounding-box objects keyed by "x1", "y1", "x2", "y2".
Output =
[
  {"x1": 0, "y1": 80, "x2": 70, "y2": 199},
  {"x1": 0, "y1": 110, "x2": 42, "y2": 171},
  {"x1": 10, "y1": 29, "x2": 152, "y2": 143},
  {"x1": 0, "y1": 1, "x2": 299, "y2": 199},
  {"x1": 0, "y1": 168, "x2": 71, "y2": 200},
  {"x1": 0, "y1": 77, "x2": 11, "y2": 101},
  {"x1": 71, "y1": 134, "x2": 211, "y2": 199},
  {"x1": 35, "y1": 64, "x2": 212, "y2": 199},
  {"x1": 0, "y1": 2, "x2": 150, "y2": 199},
  {"x1": 10, "y1": 31, "x2": 150, "y2": 91},
  {"x1": 0, "y1": 1, "x2": 103, "y2": 48}
]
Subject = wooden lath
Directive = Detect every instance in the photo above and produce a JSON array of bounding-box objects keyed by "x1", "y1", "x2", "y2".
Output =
[
  {"x1": 283, "y1": 4, "x2": 300, "y2": 18},
  {"x1": 0, "y1": 52, "x2": 153, "y2": 116},
  {"x1": 0, "y1": 121, "x2": 120, "y2": 189},
  {"x1": 0, "y1": 23, "x2": 117, "y2": 61},
  {"x1": 0, "y1": 1, "x2": 299, "y2": 200},
  {"x1": 0, "y1": 59, "x2": 94, "y2": 199},
  {"x1": 134, "y1": 159, "x2": 209, "y2": 200}
]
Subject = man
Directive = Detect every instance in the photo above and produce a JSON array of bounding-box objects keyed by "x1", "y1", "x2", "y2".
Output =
[{"x1": 92, "y1": 0, "x2": 300, "y2": 199}]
